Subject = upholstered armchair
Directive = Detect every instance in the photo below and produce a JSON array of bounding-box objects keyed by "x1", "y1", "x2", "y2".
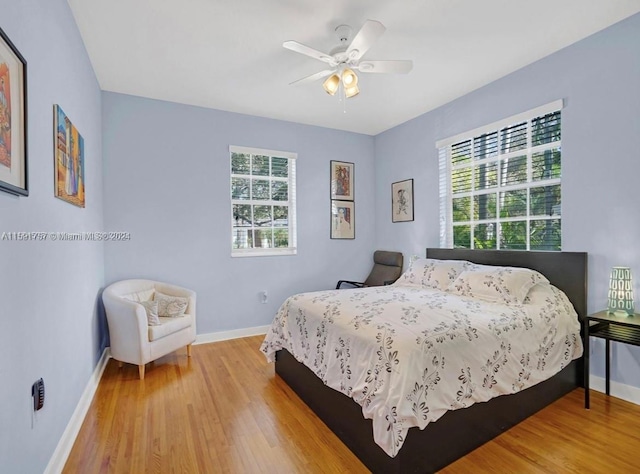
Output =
[{"x1": 102, "y1": 279, "x2": 196, "y2": 380}]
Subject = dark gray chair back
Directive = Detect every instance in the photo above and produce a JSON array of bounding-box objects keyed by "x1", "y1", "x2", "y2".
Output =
[{"x1": 363, "y1": 251, "x2": 404, "y2": 286}]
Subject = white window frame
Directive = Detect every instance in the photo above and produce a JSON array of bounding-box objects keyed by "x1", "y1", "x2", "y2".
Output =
[
  {"x1": 436, "y1": 100, "x2": 563, "y2": 251},
  {"x1": 230, "y1": 145, "x2": 297, "y2": 257}
]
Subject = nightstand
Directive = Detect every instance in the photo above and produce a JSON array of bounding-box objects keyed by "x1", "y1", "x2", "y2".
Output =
[{"x1": 584, "y1": 310, "x2": 640, "y2": 408}]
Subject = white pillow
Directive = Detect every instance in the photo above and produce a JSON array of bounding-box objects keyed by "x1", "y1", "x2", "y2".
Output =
[
  {"x1": 523, "y1": 281, "x2": 557, "y2": 305},
  {"x1": 139, "y1": 300, "x2": 161, "y2": 326},
  {"x1": 448, "y1": 265, "x2": 549, "y2": 304},
  {"x1": 122, "y1": 288, "x2": 155, "y2": 303},
  {"x1": 396, "y1": 258, "x2": 470, "y2": 290},
  {"x1": 155, "y1": 292, "x2": 189, "y2": 317}
]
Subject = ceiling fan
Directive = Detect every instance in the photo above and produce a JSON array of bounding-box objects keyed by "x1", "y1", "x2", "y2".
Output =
[{"x1": 283, "y1": 20, "x2": 413, "y2": 99}]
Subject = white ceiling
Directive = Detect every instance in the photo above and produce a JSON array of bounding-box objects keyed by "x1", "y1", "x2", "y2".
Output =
[{"x1": 67, "y1": 0, "x2": 640, "y2": 136}]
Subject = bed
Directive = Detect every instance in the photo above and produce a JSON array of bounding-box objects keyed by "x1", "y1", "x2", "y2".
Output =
[{"x1": 262, "y1": 249, "x2": 587, "y2": 473}]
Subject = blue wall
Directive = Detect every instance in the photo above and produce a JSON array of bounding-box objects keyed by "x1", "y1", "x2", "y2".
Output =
[
  {"x1": 2, "y1": 5, "x2": 639, "y2": 471},
  {"x1": 102, "y1": 92, "x2": 376, "y2": 335},
  {"x1": 0, "y1": 0, "x2": 104, "y2": 471},
  {"x1": 374, "y1": 13, "x2": 640, "y2": 388}
]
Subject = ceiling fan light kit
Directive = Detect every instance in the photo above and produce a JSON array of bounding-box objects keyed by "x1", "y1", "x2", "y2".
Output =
[
  {"x1": 323, "y1": 67, "x2": 359, "y2": 97},
  {"x1": 284, "y1": 19, "x2": 413, "y2": 103}
]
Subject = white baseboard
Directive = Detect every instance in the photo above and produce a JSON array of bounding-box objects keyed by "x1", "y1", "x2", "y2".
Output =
[
  {"x1": 590, "y1": 375, "x2": 640, "y2": 405},
  {"x1": 44, "y1": 325, "x2": 268, "y2": 472},
  {"x1": 194, "y1": 325, "x2": 270, "y2": 345},
  {"x1": 44, "y1": 347, "x2": 111, "y2": 474}
]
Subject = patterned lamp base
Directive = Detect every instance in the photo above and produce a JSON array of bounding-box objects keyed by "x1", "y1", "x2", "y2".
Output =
[{"x1": 607, "y1": 267, "x2": 635, "y2": 316}]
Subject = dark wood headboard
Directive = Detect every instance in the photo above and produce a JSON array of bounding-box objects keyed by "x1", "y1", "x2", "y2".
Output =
[{"x1": 426, "y1": 249, "x2": 588, "y2": 320}]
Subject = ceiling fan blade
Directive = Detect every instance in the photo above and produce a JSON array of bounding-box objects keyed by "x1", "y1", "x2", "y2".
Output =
[
  {"x1": 283, "y1": 41, "x2": 334, "y2": 64},
  {"x1": 289, "y1": 69, "x2": 336, "y2": 86},
  {"x1": 346, "y1": 20, "x2": 386, "y2": 61},
  {"x1": 357, "y1": 60, "x2": 413, "y2": 74}
]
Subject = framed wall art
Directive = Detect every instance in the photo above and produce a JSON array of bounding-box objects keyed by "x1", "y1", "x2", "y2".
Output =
[
  {"x1": 392, "y1": 178, "x2": 414, "y2": 222},
  {"x1": 0, "y1": 26, "x2": 28, "y2": 196},
  {"x1": 330, "y1": 160, "x2": 354, "y2": 201},
  {"x1": 331, "y1": 199, "x2": 355, "y2": 239},
  {"x1": 54, "y1": 105, "x2": 85, "y2": 207}
]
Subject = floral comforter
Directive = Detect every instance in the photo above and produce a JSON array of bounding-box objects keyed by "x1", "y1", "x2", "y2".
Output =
[{"x1": 260, "y1": 284, "x2": 582, "y2": 457}]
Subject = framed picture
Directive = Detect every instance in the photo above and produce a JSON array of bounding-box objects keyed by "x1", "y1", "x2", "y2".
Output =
[
  {"x1": 54, "y1": 105, "x2": 85, "y2": 207},
  {"x1": 330, "y1": 160, "x2": 354, "y2": 201},
  {"x1": 331, "y1": 199, "x2": 355, "y2": 239},
  {"x1": 392, "y1": 178, "x2": 414, "y2": 222},
  {"x1": 0, "y1": 27, "x2": 28, "y2": 196}
]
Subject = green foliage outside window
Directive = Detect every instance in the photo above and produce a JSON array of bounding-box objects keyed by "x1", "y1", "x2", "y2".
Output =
[
  {"x1": 231, "y1": 151, "x2": 293, "y2": 251},
  {"x1": 446, "y1": 109, "x2": 561, "y2": 250}
]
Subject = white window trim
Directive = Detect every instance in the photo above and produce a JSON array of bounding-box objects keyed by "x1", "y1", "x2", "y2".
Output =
[
  {"x1": 437, "y1": 100, "x2": 563, "y2": 250},
  {"x1": 230, "y1": 145, "x2": 297, "y2": 257},
  {"x1": 436, "y1": 100, "x2": 563, "y2": 149},
  {"x1": 229, "y1": 145, "x2": 297, "y2": 161}
]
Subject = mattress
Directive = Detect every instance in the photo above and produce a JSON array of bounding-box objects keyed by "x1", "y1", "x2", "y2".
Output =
[{"x1": 261, "y1": 282, "x2": 582, "y2": 457}]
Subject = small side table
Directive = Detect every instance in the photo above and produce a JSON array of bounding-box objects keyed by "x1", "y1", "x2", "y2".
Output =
[{"x1": 584, "y1": 310, "x2": 640, "y2": 409}]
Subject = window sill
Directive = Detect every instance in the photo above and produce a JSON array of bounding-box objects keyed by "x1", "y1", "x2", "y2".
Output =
[{"x1": 231, "y1": 248, "x2": 297, "y2": 258}]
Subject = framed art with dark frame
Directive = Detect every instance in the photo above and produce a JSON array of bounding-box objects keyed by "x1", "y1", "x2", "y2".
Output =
[
  {"x1": 0, "y1": 26, "x2": 28, "y2": 197},
  {"x1": 392, "y1": 178, "x2": 414, "y2": 222},
  {"x1": 330, "y1": 160, "x2": 354, "y2": 201},
  {"x1": 331, "y1": 199, "x2": 355, "y2": 239}
]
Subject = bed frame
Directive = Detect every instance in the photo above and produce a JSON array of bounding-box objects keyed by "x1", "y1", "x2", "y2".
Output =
[{"x1": 275, "y1": 249, "x2": 587, "y2": 473}]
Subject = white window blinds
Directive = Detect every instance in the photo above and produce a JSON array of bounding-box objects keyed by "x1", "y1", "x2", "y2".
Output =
[
  {"x1": 230, "y1": 146, "x2": 297, "y2": 257},
  {"x1": 437, "y1": 100, "x2": 563, "y2": 251}
]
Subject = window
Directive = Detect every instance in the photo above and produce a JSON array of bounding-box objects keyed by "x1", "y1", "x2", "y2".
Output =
[
  {"x1": 437, "y1": 100, "x2": 562, "y2": 251},
  {"x1": 230, "y1": 146, "x2": 297, "y2": 256}
]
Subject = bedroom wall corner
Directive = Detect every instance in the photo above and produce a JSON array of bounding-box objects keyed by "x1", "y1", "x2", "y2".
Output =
[
  {"x1": 101, "y1": 92, "x2": 377, "y2": 337},
  {"x1": 0, "y1": 0, "x2": 105, "y2": 472},
  {"x1": 372, "y1": 12, "x2": 640, "y2": 391}
]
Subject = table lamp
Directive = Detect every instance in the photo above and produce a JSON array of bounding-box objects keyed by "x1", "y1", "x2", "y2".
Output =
[{"x1": 607, "y1": 267, "x2": 634, "y2": 316}]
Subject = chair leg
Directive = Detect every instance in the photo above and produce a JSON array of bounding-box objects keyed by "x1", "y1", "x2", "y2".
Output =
[
  {"x1": 187, "y1": 344, "x2": 192, "y2": 357},
  {"x1": 138, "y1": 364, "x2": 145, "y2": 380},
  {"x1": 117, "y1": 361, "x2": 123, "y2": 368}
]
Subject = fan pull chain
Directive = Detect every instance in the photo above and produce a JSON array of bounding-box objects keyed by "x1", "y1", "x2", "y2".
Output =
[{"x1": 342, "y1": 82, "x2": 347, "y2": 113}]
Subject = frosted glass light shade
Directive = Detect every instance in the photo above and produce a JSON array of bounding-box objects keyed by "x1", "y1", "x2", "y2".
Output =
[
  {"x1": 607, "y1": 267, "x2": 634, "y2": 316},
  {"x1": 344, "y1": 85, "x2": 360, "y2": 98},
  {"x1": 341, "y1": 68, "x2": 358, "y2": 87},
  {"x1": 323, "y1": 74, "x2": 340, "y2": 95},
  {"x1": 340, "y1": 68, "x2": 359, "y2": 98}
]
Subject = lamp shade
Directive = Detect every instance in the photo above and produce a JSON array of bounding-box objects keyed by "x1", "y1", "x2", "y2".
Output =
[
  {"x1": 323, "y1": 74, "x2": 340, "y2": 96},
  {"x1": 607, "y1": 267, "x2": 634, "y2": 316},
  {"x1": 344, "y1": 85, "x2": 360, "y2": 98},
  {"x1": 341, "y1": 68, "x2": 358, "y2": 87},
  {"x1": 340, "y1": 68, "x2": 359, "y2": 98}
]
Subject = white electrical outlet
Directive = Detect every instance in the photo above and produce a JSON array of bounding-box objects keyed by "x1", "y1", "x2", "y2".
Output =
[{"x1": 260, "y1": 291, "x2": 268, "y2": 304}]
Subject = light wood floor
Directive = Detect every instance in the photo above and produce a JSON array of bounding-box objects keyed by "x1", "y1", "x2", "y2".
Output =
[{"x1": 65, "y1": 336, "x2": 640, "y2": 473}]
